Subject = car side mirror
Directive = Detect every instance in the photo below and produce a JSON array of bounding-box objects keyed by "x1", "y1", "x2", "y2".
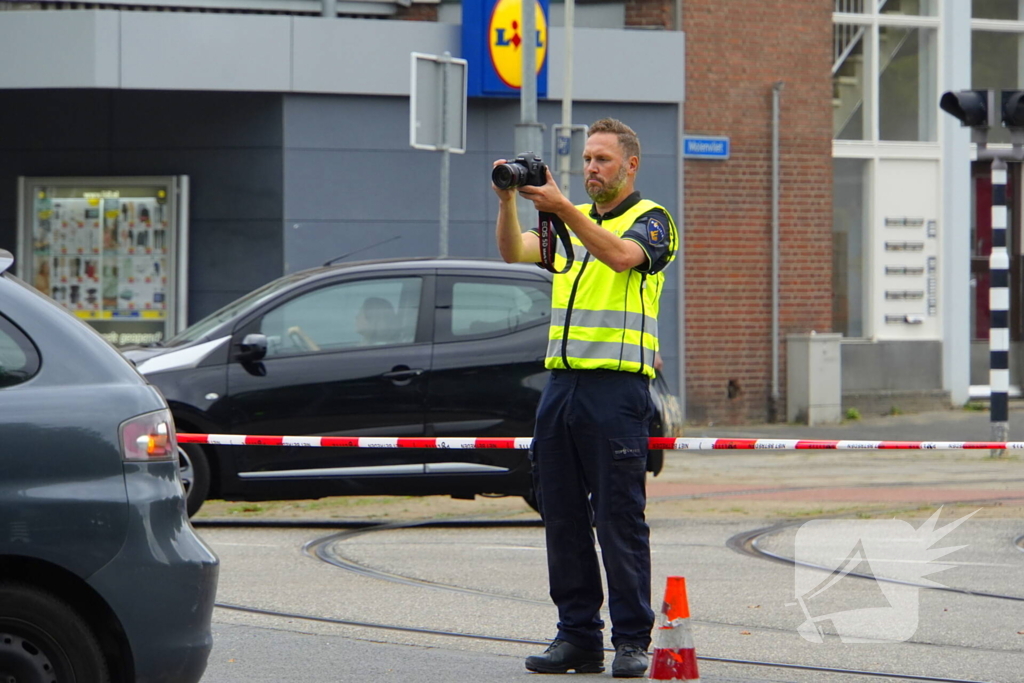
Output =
[{"x1": 235, "y1": 333, "x2": 268, "y2": 363}]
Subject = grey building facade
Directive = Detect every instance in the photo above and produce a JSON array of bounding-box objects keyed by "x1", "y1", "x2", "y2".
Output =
[{"x1": 0, "y1": 8, "x2": 687, "y2": 391}]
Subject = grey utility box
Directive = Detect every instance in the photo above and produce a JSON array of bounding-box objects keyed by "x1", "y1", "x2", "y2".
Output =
[{"x1": 787, "y1": 332, "x2": 842, "y2": 425}]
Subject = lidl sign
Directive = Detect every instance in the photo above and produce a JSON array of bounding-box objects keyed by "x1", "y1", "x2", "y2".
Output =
[{"x1": 463, "y1": 0, "x2": 549, "y2": 97}]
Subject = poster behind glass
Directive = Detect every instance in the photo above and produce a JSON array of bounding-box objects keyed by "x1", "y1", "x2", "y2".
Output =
[{"x1": 20, "y1": 177, "x2": 187, "y2": 347}]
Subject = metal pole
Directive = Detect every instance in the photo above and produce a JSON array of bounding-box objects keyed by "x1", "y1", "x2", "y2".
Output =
[
  {"x1": 770, "y1": 81, "x2": 784, "y2": 422},
  {"x1": 676, "y1": 99, "x2": 686, "y2": 421},
  {"x1": 559, "y1": 0, "x2": 574, "y2": 194},
  {"x1": 321, "y1": 0, "x2": 336, "y2": 18},
  {"x1": 516, "y1": 0, "x2": 543, "y2": 228},
  {"x1": 439, "y1": 53, "x2": 451, "y2": 257},
  {"x1": 990, "y1": 157, "x2": 1010, "y2": 455},
  {"x1": 521, "y1": 0, "x2": 536, "y2": 125},
  {"x1": 440, "y1": 149, "x2": 450, "y2": 257}
]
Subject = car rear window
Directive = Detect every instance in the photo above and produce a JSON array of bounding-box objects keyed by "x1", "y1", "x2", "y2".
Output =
[{"x1": 0, "y1": 314, "x2": 41, "y2": 388}]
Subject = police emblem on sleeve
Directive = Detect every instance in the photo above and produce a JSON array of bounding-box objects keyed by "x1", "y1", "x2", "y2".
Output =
[{"x1": 647, "y1": 217, "x2": 667, "y2": 246}]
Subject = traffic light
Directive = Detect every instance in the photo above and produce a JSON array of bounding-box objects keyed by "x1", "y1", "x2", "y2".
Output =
[
  {"x1": 940, "y1": 90, "x2": 990, "y2": 127},
  {"x1": 1002, "y1": 90, "x2": 1024, "y2": 128}
]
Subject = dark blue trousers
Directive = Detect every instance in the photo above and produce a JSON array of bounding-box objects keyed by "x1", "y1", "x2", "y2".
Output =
[{"x1": 531, "y1": 369, "x2": 655, "y2": 651}]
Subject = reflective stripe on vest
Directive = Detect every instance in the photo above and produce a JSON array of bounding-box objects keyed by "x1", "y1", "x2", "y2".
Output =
[
  {"x1": 546, "y1": 338, "x2": 657, "y2": 370},
  {"x1": 551, "y1": 308, "x2": 659, "y2": 337},
  {"x1": 544, "y1": 198, "x2": 677, "y2": 379}
]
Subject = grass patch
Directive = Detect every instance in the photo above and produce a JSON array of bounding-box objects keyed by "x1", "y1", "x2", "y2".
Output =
[{"x1": 227, "y1": 503, "x2": 265, "y2": 515}]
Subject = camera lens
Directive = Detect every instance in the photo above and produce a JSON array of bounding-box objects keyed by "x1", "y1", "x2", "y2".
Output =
[{"x1": 492, "y1": 163, "x2": 525, "y2": 190}]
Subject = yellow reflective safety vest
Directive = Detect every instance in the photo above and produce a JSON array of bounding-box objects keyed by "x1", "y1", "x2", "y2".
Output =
[{"x1": 545, "y1": 198, "x2": 677, "y2": 379}]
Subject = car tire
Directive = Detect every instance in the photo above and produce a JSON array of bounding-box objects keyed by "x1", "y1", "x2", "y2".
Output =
[
  {"x1": 178, "y1": 443, "x2": 211, "y2": 518},
  {"x1": 522, "y1": 488, "x2": 542, "y2": 517},
  {"x1": 0, "y1": 582, "x2": 110, "y2": 683}
]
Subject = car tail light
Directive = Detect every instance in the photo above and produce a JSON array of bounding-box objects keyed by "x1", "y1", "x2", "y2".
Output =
[{"x1": 120, "y1": 409, "x2": 177, "y2": 461}]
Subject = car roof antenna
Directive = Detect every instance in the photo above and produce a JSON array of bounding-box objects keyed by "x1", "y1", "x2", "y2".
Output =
[{"x1": 322, "y1": 235, "x2": 402, "y2": 267}]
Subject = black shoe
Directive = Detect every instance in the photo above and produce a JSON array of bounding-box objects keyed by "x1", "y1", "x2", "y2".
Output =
[
  {"x1": 525, "y1": 639, "x2": 604, "y2": 674},
  {"x1": 611, "y1": 643, "x2": 648, "y2": 678}
]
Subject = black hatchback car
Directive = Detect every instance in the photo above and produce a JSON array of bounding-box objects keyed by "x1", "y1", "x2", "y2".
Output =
[
  {"x1": 0, "y1": 249, "x2": 218, "y2": 683},
  {"x1": 123, "y1": 258, "x2": 681, "y2": 517}
]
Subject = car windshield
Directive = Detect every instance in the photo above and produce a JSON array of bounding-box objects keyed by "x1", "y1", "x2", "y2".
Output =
[{"x1": 164, "y1": 272, "x2": 309, "y2": 347}]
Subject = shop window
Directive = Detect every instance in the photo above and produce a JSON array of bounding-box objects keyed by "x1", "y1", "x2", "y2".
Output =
[{"x1": 833, "y1": 159, "x2": 870, "y2": 338}]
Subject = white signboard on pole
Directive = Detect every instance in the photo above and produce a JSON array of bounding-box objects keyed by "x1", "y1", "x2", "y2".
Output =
[
  {"x1": 410, "y1": 52, "x2": 468, "y2": 258},
  {"x1": 410, "y1": 52, "x2": 467, "y2": 153}
]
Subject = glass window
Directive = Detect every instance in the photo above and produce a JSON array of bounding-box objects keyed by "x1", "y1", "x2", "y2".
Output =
[
  {"x1": 834, "y1": 0, "x2": 867, "y2": 13},
  {"x1": 0, "y1": 315, "x2": 41, "y2": 388},
  {"x1": 972, "y1": 31, "x2": 1024, "y2": 144},
  {"x1": 879, "y1": 26, "x2": 938, "y2": 141},
  {"x1": 835, "y1": 0, "x2": 937, "y2": 15},
  {"x1": 833, "y1": 159, "x2": 870, "y2": 337},
  {"x1": 879, "y1": 0, "x2": 937, "y2": 16},
  {"x1": 973, "y1": 0, "x2": 1019, "y2": 20},
  {"x1": 449, "y1": 280, "x2": 549, "y2": 338},
  {"x1": 258, "y1": 277, "x2": 421, "y2": 357},
  {"x1": 834, "y1": 23, "x2": 868, "y2": 139}
]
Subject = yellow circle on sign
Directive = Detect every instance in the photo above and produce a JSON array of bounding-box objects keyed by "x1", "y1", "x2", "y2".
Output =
[{"x1": 488, "y1": 0, "x2": 547, "y2": 89}]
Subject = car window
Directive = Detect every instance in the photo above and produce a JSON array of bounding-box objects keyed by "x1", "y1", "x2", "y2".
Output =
[
  {"x1": 258, "y1": 277, "x2": 421, "y2": 358},
  {"x1": 449, "y1": 280, "x2": 549, "y2": 338},
  {"x1": 165, "y1": 270, "x2": 311, "y2": 347},
  {"x1": 0, "y1": 314, "x2": 41, "y2": 388}
]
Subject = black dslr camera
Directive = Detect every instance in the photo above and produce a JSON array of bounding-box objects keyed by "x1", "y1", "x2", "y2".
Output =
[{"x1": 492, "y1": 152, "x2": 548, "y2": 190}]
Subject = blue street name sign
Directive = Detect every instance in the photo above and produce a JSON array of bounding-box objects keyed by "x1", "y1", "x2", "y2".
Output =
[{"x1": 683, "y1": 135, "x2": 730, "y2": 160}]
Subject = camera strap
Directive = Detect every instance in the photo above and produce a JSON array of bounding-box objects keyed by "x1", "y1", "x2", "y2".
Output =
[{"x1": 538, "y1": 211, "x2": 574, "y2": 275}]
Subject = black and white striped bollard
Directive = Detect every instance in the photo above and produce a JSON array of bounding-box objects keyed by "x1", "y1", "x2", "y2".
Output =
[{"x1": 990, "y1": 158, "x2": 1010, "y2": 455}]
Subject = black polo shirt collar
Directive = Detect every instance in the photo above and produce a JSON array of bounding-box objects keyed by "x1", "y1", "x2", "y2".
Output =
[{"x1": 588, "y1": 191, "x2": 642, "y2": 222}]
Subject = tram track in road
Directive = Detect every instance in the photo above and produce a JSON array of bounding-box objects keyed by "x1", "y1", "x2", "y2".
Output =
[
  {"x1": 211, "y1": 602, "x2": 995, "y2": 683},
  {"x1": 199, "y1": 482, "x2": 1024, "y2": 683},
  {"x1": 213, "y1": 602, "x2": 994, "y2": 683},
  {"x1": 727, "y1": 495, "x2": 1024, "y2": 604}
]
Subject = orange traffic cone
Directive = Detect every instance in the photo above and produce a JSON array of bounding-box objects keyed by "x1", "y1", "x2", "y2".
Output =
[{"x1": 648, "y1": 576, "x2": 700, "y2": 681}]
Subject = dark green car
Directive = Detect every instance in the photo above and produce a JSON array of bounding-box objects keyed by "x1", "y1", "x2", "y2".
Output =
[{"x1": 0, "y1": 249, "x2": 218, "y2": 683}]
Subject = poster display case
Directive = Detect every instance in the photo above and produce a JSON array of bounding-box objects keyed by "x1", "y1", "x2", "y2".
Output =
[{"x1": 18, "y1": 176, "x2": 189, "y2": 347}]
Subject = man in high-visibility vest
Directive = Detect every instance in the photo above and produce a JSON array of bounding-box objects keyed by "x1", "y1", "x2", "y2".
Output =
[{"x1": 493, "y1": 118, "x2": 677, "y2": 678}]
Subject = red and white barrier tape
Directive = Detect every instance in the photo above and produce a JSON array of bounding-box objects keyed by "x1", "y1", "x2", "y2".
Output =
[{"x1": 176, "y1": 434, "x2": 1024, "y2": 450}]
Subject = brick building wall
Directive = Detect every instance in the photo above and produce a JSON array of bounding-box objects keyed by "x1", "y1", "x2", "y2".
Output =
[
  {"x1": 396, "y1": 1, "x2": 438, "y2": 21},
  {"x1": 682, "y1": 0, "x2": 833, "y2": 423},
  {"x1": 625, "y1": 0, "x2": 674, "y2": 28}
]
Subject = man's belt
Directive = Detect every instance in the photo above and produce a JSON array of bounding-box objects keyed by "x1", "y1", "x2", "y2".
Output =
[{"x1": 538, "y1": 211, "x2": 575, "y2": 275}]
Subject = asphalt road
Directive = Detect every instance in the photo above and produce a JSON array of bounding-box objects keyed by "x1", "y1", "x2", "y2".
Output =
[{"x1": 194, "y1": 408, "x2": 1024, "y2": 682}]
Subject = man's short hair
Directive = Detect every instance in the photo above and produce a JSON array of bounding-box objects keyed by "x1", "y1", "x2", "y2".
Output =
[{"x1": 588, "y1": 118, "x2": 641, "y2": 163}]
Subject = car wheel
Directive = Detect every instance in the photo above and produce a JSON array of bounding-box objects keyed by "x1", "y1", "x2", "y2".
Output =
[
  {"x1": 178, "y1": 443, "x2": 211, "y2": 518},
  {"x1": 522, "y1": 488, "x2": 542, "y2": 517},
  {"x1": 0, "y1": 583, "x2": 110, "y2": 683}
]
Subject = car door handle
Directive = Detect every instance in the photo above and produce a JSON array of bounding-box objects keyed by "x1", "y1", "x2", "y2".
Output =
[{"x1": 382, "y1": 368, "x2": 424, "y2": 380}]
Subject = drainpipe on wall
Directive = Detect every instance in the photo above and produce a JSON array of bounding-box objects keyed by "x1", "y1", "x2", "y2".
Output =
[
  {"x1": 675, "y1": 0, "x2": 685, "y2": 420},
  {"x1": 770, "y1": 81, "x2": 784, "y2": 422},
  {"x1": 321, "y1": 0, "x2": 336, "y2": 17}
]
